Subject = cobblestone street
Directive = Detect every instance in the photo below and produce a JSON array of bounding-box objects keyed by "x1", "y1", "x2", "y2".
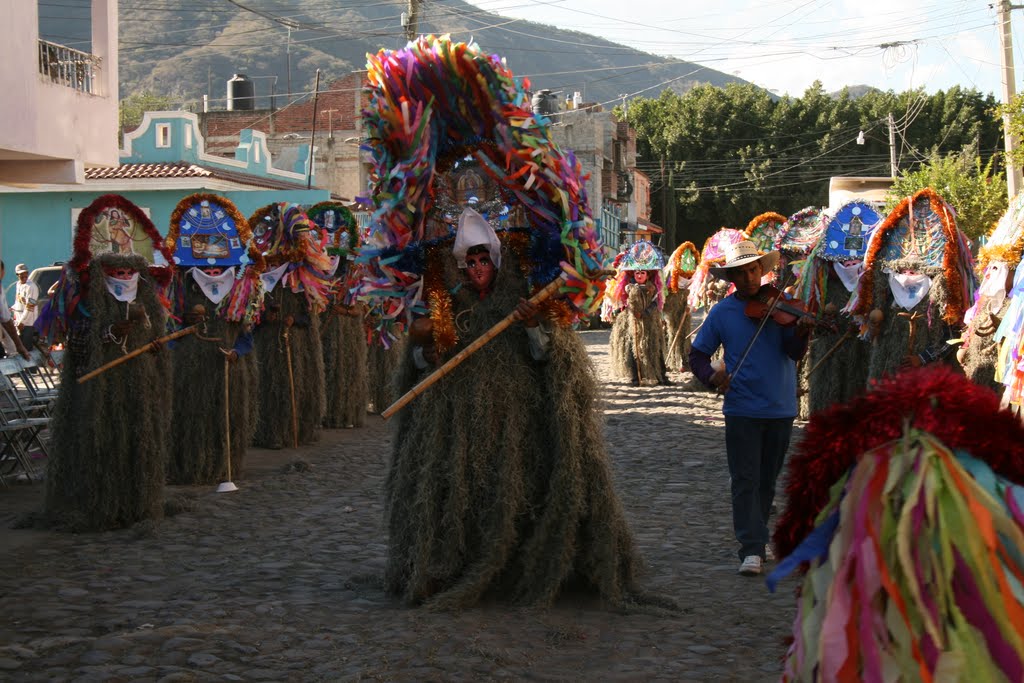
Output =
[{"x1": 0, "y1": 330, "x2": 799, "y2": 682}]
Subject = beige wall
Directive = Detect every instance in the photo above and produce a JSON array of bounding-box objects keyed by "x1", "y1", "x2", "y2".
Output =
[{"x1": 0, "y1": 0, "x2": 119, "y2": 185}]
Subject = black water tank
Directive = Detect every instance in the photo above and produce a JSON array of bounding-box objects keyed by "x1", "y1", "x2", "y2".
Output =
[
  {"x1": 227, "y1": 73, "x2": 255, "y2": 111},
  {"x1": 531, "y1": 89, "x2": 558, "y2": 117}
]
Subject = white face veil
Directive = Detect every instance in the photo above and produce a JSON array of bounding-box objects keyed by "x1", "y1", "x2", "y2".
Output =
[
  {"x1": 833, "y1": 261, "x2": 864, "y2": 293},
  {"x1": 260, "y1": 262, "x2": 290, "y2": 293},
  {"x1": 190, "y1": 266, "x2": 236, "y2": 304},
  {"x1": 886, "y1": 270, "x2": 932, "y2": 310},
  {"x1": 452, "y1": 207, "x2": 501, "y2": 270},
  {"x1": 104, "y1": 272, "x2": 140, "y2": 303}
]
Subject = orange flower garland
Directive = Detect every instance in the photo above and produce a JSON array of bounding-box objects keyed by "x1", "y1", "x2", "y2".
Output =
[{"x1": 667, "y1": 241, "x2": 700, "y2": 293}]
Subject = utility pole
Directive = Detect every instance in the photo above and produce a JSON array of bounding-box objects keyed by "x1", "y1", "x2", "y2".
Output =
[
  {"x1": 999, "y1": 0, "x2": 1023, "y2": 201},
  {"x1": 403, "y1": 0, "x2": 420, "y2": 42},
  {"x1": 887, "y1": 112, "x2": 898, "y2": 178},
  {"x1": 323, "y1": 108, "x2": 338, "y2": 139},
  {"x1": 307, "y1": 69, "x2": 321, "y2": 190}
]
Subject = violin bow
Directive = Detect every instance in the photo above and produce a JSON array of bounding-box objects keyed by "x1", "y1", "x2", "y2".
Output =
[{"x1": 726, "y1": 273, "x2": 794, "y2": 388}]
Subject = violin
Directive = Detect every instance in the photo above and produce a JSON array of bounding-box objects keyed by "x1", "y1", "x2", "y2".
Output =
[{"x1": 744, "y1": 285, "x2": 837, "y2": 332}]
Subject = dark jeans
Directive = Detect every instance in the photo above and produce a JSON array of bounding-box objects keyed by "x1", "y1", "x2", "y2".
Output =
[{"x1": 724, "y1": 415, "x2": 793, "y2": 561}]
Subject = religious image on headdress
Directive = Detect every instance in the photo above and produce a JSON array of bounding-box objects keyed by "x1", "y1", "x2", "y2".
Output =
[
  {"x1": 821, "y1": 200, "x2": 882, "y2": 261},
  {"x1": 168, "y1": 196, "x2": 251, "y2": 268},
  {"x1": 89, "y1": 206, "x2": 156, "y2": 263}
]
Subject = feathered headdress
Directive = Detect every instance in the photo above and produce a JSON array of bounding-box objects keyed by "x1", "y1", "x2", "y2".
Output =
[{"x1": 354, "y1": 35, "x2": 607, "y2": 338}]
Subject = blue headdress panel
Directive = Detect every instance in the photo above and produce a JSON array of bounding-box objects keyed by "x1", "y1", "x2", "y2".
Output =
[
  {"x1": 821, "y1": 200, "x2": 882, "y2": 262},
  {"x1": 170, "y1": 196, "x2": 251, "y2": 267}
]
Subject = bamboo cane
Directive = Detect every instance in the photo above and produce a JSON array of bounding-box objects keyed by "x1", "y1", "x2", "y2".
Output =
[
  {"x1": 382, "y1": 276, "x2": 565, "y2": 419},
  {"x1": 283, "y1": 325, "x2": 299, "y2": 449},
  {"x1": 804, "y1": 328, "x2": 854, "y2": 379},
  {"x1": 77, "y1": 323, "x2": 201, "y2": 384},
  {"x1": 217, "y1": 354, "x2": 239, "y2": 493},
  {"x1": 666, "y1": 307, "x2": 691, "y2": 355}
]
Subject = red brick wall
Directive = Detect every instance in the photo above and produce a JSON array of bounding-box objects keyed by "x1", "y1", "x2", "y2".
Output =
[{"x1": 202, "y1": 72, "x2": 366, "y2": 139}]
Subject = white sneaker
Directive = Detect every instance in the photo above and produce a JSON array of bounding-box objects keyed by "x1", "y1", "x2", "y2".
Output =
[{"x1": 738, "y1": 555, "x2": 763, "y2": 576}]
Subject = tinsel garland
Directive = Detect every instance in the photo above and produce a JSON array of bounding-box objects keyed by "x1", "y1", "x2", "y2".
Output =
[
  {"x1": 775, "y1": 206, "x2": 825, "y2": 256},
  {"x1": 743, "y1": 211, "x2": 787, "y2": 252},
  {"x1": 666, "y1": 241, "x2": 699, "y2": 293},
  {"x1": 356, "y1": 35, "x2": 607, "y2": 335},
  {"x1": 853, "y1": 188, "x2": 975, "y2": 326},
  {"x1": 774, "y1": 364, "x2": 1024, "y2": 560},
  {"x1": 770, "y1": 428, "x2": 1024, "y2": 682}
]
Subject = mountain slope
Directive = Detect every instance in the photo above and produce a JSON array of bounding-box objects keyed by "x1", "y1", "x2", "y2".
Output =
[{"x1": 47, "y1": 0, "x2": 753, "y2": 108}]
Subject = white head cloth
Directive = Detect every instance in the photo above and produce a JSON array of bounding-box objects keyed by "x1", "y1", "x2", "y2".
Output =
[
  {"x1": 104, "y1": 272, "x2": 140, "y2": 303},
  {"x1": 190, "y1": 266, "x2": 236, "y2": 305},
  {"x1": 833, "y1": 261, "x2": 865, "y2": 293},
  {"x1": 452, "y1": 207, "x2": 501, "y2": 270},
  {"x1": 260, "y1": 262, "x2": 290, "y2": 293},
  {"x1": 887, "y1": 270, "x2": 932, "y2": 310}
]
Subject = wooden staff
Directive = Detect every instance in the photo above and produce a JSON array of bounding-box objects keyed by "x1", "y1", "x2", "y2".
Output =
[
  {"x1": 666, "y1": 307, "x2": 691, "y2": 354},
  {"x1": 898, "y1": 310, "x2": 923, "y2": 355},
  {"x1": 222, "y1": 355, "x2": 234, "y2": 485},
  {"x1": 283, "y1": 323, "x2": 299, "y2": 449},
  {"x1": 804, "y1": 328, "x2": 854, "y2": 379},
  {"x1": 683, "y1": 318, "x2": 706, "y2": 342},
  {"x1": 77, "y1": 323, "x2": 200, "y2": 384},
  {"x1": 382, "y1": 275, "x2": 565, "y2": 419}
]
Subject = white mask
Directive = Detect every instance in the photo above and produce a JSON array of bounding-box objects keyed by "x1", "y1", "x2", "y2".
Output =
[
  {"x1": 326, "y1": 254, "x2": 341, "y2": 278},
  {"x1": 190, "y1": 266, "x2": 236, "y2": 304},
  {"x1": 260, "y1": 262, "x2": 290, "y2": 293},
  {"x1": 104, "y1": 272, "x2": 140, "y2": 303},
  {"x1": 887, "y1": 271, "x2": 932, "y2": 310},
  {"x1": 833, "y1": 261, "x2": 864, "y2": 293},
  {"x1": 978, "y1": 262, "x2": 1009, "y2": 312},
  {"x1": 675, "y1": 276, "x2": 692, "y2": 289}
]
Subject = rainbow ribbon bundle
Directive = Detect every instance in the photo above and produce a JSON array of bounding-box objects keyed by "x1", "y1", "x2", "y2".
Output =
[
  {"x1": 356, "y1": 35, "x2": 607, "y2": 334},
  {"x1": 769, "y1": 430, "x2": 1024, "y2": 682},
  {"x1": 770, "y1": 366, "x2": 1024, "y2": 682}
]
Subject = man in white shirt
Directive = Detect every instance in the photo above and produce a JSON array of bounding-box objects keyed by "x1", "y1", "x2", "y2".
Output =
[
  {"x1": 12, "y1": 263, "x2": 38, "y2": 330},
  {"x1": 0, "y1": 262, "x2": 31, "y2": 360}
]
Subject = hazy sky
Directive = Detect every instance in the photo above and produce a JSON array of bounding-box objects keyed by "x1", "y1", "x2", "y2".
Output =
[{"x1": 465, "y1": 0, "x2": 1020, "y2": 98}]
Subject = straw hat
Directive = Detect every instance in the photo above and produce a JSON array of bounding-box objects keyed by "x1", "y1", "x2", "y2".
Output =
[{"x1": 709, "y1": 241, "x2": 779, "y2": 279}]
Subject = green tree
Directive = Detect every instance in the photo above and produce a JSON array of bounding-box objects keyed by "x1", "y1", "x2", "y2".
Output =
[
  {"x1": 118, "y1": 91, "x2": 179, "y2": 142},
  {"x1": 886, "y1": 144, "x2": 1006, "y2": 241}
]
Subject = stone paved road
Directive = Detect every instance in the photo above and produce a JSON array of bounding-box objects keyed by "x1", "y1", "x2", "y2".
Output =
[{"x1": 0, "y1": 330, "x2": 799, "y2": 682}]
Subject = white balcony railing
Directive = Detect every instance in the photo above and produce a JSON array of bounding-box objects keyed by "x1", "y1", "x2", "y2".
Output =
[{"x1": 38, "y1": 39, "x2": 99, "y2": 94}]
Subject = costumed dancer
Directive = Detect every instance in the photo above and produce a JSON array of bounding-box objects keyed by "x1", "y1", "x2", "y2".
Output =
[
  {"x1": 307, "y1": 202, "x2": 369, "y2": 429},
  {"x1": 39, "y1": 195, "x2": 174, "y2": 530},
  {"x1": 249, "y1": 203, "x2": 332, "y2": 448},
  {"x1": 769, "y1": 366, "x2": 1024, "y2": 681},
  {"x1": 164, "y1": 194, "x2": 263, "y2": 485},
  {"x1": 687, "y1": 227, "x2": 745, "y2": 313},
  {"x1": 743, "y1": 212, "x2": 787, "y2": 283},
  {"x1": 359, "y1": 36, "x2": 649, "y2": 608},
  {"x1": 848, "y1": 188, "x2": 977, "y2": 381},
  {"x1": 609, "y1": 240, "x2": 670, "y2": 385},
  {"x1": 792, "y1": 200, "x2": 880, "y2": 416},
  {"x1": 959, "y1": 193, "x2": 1024, "y2": 393},
  {"x1": 662, "y1": 241, "x2": 699, "y2": 372}
]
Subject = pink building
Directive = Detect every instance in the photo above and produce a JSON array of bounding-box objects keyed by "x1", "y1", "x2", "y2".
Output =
[{"x1": 0, "y1": 1, "x2": 119, "y2": 185}]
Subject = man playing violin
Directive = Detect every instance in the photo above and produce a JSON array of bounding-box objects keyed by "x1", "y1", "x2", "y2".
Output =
[{"x1": 688, "y1": 240, "x2": 813, "y2": 577}]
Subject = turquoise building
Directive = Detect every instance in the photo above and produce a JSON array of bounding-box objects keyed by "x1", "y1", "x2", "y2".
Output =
[{"x1": 0, "y1": 111, "x2": 334, "y2": 273}]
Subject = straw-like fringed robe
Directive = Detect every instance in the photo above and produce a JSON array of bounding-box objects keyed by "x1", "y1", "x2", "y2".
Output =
[
  {"x1": 961, "y1": 292, "x2": 1010, "y2": 394},
  {"x1": 386, "y1": 258, "x2": 641, "y2": 608},
  {"x1": 610, "y1": 283, "x2": 667, "y2": 384},
  {"x1": 167, "y1": 279, "x2": 256, "y2": 484},
  {"x1": 803, "y1": 269, "x2": 870, "y2": 417},
  {"x1": 368, "y1": 337, "x2": 403, "y2": 414},
  {"x1": 45, "y1": 254, "x2": 172, "y2": 531},
  {"x1": 252, "y1": 287, "x2": 325, "y2": 448},
  {"x1": 321, "y1": 305, "x2": 368, "y2": 428},
  {"x1": 866, "y1": 260, "x2": 960, "y2": 382},
  {"x1": 662, "y1": 288, "x2": 691, "y2": 371}
]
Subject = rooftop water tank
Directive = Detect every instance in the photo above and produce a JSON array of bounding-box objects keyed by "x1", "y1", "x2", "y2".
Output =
[
  {"x1": 531, "y1": 89, "x2": 558, "y2": 117},
  {"x1": 227, "y1": 73, "x2": 255, "y2": 111}
]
